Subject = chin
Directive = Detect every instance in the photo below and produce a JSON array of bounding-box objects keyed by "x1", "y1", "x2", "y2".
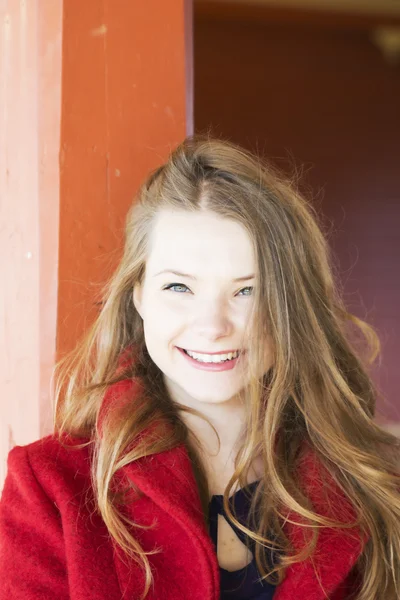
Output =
[{"x1": 181, "y1": 385, "x2": 242, "y2": 405}]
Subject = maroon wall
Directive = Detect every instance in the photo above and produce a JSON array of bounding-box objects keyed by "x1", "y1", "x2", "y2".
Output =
[{"x1": 194, "y1": 9, "x2": 400, "y2": 424}]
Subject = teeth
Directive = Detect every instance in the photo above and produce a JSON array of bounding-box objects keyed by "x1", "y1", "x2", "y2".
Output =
[{"x1": 185, "y1": 350, "x2": 240, "y2": 363}]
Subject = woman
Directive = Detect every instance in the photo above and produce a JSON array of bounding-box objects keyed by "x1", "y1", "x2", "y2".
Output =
[{"x1": 1, "y1": 135, "x2": 400, "y2": 600}]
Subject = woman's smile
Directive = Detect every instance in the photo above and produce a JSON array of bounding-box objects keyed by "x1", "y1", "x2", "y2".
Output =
[{"x1": 176, "y1": 346, "x2": 245, "y2": 371}]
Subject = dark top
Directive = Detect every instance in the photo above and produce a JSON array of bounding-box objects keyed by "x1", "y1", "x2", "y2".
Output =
[{"x1": 208, "y1": 480, "x2": 278, "y2": 600}]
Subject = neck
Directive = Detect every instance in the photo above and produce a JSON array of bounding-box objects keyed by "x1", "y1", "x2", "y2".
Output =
[
  {"x1": 181, "y1": 400, "x2": 247, "y2": 459},
  {"x1": 164, "y1": 380, "x2": 265, "y2": 497},
  {"x1": 163, "y1": 375, "x2": 248, "y2": 457}
]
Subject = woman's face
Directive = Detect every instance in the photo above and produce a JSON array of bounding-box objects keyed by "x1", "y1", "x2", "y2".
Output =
[{"x1": 133, "y1": 209, "x2": 273, "y2": 408}]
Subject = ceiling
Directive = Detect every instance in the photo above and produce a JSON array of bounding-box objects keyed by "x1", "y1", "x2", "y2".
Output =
[{"x1": 209, "y1": 0, "x2": 400, "y2": 16}]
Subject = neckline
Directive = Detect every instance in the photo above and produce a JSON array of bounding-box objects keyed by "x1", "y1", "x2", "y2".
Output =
[{"x1": 209, "y1": 478, "x2": 260, "y2": 501}]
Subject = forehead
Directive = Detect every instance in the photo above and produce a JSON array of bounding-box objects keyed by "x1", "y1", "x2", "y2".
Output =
[{"x1": 146, "y1": 210, "x2": 255, "y2": 275}]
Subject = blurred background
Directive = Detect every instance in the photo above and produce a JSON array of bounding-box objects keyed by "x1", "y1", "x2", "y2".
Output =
[
  {"x1": 1, "y1": 0, "x2": 399, "y2": 486},
  {"x1": 194, "y1": 0, "x2": 400, "y2": 429}
]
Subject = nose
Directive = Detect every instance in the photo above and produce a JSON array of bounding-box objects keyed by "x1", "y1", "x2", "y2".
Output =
[{"x1": 190, "y1": 297, "x2": 234, "y2": 339}]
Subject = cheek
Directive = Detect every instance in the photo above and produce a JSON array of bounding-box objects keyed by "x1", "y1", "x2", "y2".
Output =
[
  {"x1": 142, "y1": 304, "x2": 181, "y2": 349},
  {"x1": 146, "y1": 293, "x2": 186, "y2": 321}
]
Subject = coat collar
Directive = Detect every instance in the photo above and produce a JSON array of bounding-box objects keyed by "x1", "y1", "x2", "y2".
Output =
[
  {"x1": 97, "y1": 375, "x2": 221, "y2": 598},
  {"x1": 119, "y1": 444, "x2": 220, "y2": 598}
]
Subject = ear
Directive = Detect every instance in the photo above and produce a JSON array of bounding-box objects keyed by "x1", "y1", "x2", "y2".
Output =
[{"x1": 133, "y1": 283, "x2": 143, "y2": 319}]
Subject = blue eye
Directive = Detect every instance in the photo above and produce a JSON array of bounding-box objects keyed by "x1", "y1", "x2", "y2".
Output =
[
  {"x1": 163, "y1": 283, "x2": 189, "y2": 293},
  {"x1": 239, "y1": 286, "x2": 253, "y2": 296}
]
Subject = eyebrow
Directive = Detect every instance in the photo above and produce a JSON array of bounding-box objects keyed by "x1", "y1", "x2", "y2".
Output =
[{"x1": 154, "y1": 270, "x2": 255, "y2": 282}]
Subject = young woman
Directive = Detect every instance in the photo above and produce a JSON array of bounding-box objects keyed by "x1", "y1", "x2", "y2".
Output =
[{"x1": 1, "y1": 135, "x2": 400, "y2": 600}]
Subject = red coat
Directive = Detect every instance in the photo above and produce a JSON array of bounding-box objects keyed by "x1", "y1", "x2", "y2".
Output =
[{"x1": 0, "y1": 380, "x2": 368, "y2": 600}]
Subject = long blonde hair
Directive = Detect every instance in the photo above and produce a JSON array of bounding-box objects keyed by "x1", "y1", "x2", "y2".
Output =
[{"x1": 55, "y1": 134, "x2": 400, "y2": 600}]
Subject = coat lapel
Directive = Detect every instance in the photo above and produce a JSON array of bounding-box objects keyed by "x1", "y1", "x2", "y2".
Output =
[
  {"x1": 113, "y1": 438, "x2": 220, "y2": 599},
  {"x1": 97, "y1": 377, "x2": 220, "y2": 598}
]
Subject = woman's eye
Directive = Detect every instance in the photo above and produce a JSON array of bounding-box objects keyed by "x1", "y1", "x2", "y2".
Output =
[
  {"x1": 163, "y1": 283, "x2": 253, "y2": 296},
  {"x1": 163, "y1": 283, "x2": 190, "y2": 293},
  {"x1": 238, "y1": 286, "x2": 253, "y2": 296}
]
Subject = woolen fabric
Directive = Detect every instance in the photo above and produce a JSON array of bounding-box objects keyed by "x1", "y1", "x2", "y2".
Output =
[{"x1": 0, "y1": 378, "x2": 368, "y2": 599}]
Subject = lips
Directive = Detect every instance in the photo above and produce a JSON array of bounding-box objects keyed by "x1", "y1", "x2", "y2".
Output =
[
  {"x1": 178, "y1": 347, "x2": 242, "y2": 355},
  {"x1": 176, "y1": 346, "x2": 243, "y2": 371}
]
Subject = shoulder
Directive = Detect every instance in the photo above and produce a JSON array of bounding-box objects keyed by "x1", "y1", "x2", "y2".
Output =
[
  {"x1": 295, "y1": 441, "x2": 360, "y2": 524},
  {"x1": 0, "y1": 435, "x2": 96, "y2": 598},
  {"x1": 274, "y1": 443, "x2": 368, "y2": 599},
  {"x1": 278, "y1": 440, "x2": 369, "y2": 563},
  {"x1": 4, "y1": 433, "x2": 93, "y2": 504},
  {"x1": 8, "y1": 432, "x2": 92, "y2": 468}
]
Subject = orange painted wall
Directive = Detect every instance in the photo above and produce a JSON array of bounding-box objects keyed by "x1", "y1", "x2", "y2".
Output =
[{"x1": 58, "y1": 0, "x2": 192, "y2": 358}]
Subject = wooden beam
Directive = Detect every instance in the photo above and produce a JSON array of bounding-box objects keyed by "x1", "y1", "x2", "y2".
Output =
[{"x1": 195, "y1": 0, "x2": 400, "y2": 30}]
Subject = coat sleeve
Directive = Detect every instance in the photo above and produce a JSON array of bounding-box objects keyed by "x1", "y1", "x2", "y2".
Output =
[
  {"x1": 274, "y1": 448, "x2": 369, "y2": 600},
  {"x1": 0, "y1": 445, "x2": 69, "y2": 600}
]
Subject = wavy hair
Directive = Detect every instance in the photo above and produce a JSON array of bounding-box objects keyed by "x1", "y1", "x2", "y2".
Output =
[{"x1": 54, "y1": 134, "x2": 400, "y2": 600}]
